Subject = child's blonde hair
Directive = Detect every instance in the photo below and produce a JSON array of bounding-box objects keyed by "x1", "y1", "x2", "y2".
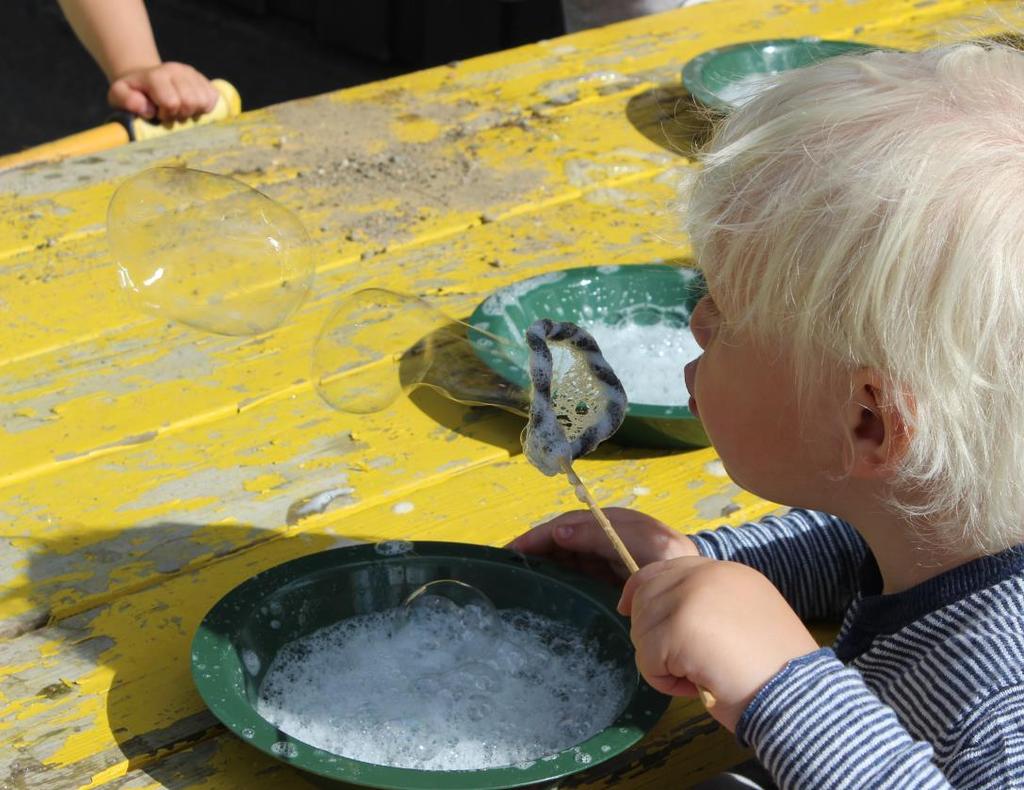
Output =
[{"x1": 686, "y1": 42, "x2": 1024, "y2": 552}]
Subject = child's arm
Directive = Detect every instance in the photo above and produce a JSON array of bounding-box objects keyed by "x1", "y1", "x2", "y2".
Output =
[
  {"x1": 689, "y1": 509, "x2": 866, "y2": 620},
  {"x1": 620, "y1": 559, "x2": 960, "y2": 787},
  {"x1": 57, "y1": 0, "x2": 218, "y2": 122}
]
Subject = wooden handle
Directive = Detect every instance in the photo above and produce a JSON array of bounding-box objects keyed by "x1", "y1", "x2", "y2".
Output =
[
  {"x1": 698, "y1": 687, "x2": 717, "y2": 708},
  {"x1": 561, "y1": 461, "x2": 639, "y2": 574},
  {"x1": 561, "y1": 460, "x2": 715, "y2": 709}
]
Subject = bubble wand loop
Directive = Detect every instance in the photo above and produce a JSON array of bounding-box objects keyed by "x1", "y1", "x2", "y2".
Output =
[{"x1": 524, "y1": 318, "x2": 715, "y2": 710}]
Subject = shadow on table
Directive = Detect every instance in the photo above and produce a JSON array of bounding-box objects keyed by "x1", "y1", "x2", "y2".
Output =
[
  {"x1": 4, "y1": 519, "x2": 375, "y2": 788},
  {"x1": 624, "y1": 84, "x2": 719, "y2": 157},
  {"x1": 399, "y1": 302, "x2": 706, "y2": 461}
]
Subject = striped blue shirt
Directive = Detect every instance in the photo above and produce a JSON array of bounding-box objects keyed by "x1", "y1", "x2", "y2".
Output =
[{"x1": 690, "y1": 509, "x2": 1024, "y2": 789}]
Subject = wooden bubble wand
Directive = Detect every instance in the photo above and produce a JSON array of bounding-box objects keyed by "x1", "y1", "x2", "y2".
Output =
[{"x1": 523, "y1": 319, "x2": 715, "y2": 709}]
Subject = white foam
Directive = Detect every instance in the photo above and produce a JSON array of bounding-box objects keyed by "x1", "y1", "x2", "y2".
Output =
[
  {"x1": 578, "y1": 321, "x2": 701, "y2": 407},
  {"x1": 256, "y1": 606, "x2": 630, "y2": 771},
  {"x1": 391, "y1": 501, "x2": 415, "y2": 515}
]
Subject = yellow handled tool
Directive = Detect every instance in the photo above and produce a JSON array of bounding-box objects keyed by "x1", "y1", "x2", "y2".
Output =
[{"x1": 0, "y1": 78, "x2": 241, "y2": 172}]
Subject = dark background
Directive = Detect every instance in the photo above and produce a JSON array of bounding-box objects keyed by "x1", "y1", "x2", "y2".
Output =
[{"x1": 0, "y1": 0, "x2": 566, "y2": 155}]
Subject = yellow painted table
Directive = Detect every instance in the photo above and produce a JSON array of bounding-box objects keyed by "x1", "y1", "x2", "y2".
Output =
[{"x1": 1, "y1": 2, "x2": 1018, "y2": 788}]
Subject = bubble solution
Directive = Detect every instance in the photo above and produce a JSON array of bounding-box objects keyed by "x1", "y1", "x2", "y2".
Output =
[
  {"x1": 554, "y1": 321, "x2": 701, "y2": 408},
  {"x1": 256, "y1": 605, "x2": 630, "y2": 771}
]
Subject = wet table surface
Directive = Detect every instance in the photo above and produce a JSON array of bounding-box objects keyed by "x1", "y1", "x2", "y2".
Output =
[{"x1": 1, "y1": 1, "x2": 1019, "y2": 787}]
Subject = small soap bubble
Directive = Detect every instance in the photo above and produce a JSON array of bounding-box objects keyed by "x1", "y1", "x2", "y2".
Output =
[
  {"x1": 464, "y1": 693, "x2": 494, "y2": 722},
  {"x1": 271, "y1": 741, "x2": 299, "y2": 758},
  {"x1": 396, "y1": 580, "x2": 502, "y2": 648},
  {"x1": 241, "y1": 649, "x2": 261, "y2": 676},
  {"x1": 574, "y1": 750, "x2": 593, "y2": 765},
  {"x1": 107, "y1": 167, "x2": 314, "y2": 336},
  {"x1": 559, "y1": 716, "x2": 590, "y2": 742},
  {"x1": 269, "y1": 619, "x2": 281, "y2": 630},
  {"x1": 241, "y1": 727, "x2": 255, "y2": 739},
  {"x1": 413, "y1": 672, "x2": 444, "y2": 695},
  {"x1": 374, "y1": 540, "x2": 413, "y2": 556},
  {"x1": 461, "y1": 660, "x2": 503, "y2": 693}
]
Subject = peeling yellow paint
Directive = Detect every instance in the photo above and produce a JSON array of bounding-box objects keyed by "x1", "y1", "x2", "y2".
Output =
[
  {"x1": 242, "y1": 473, "x2": 287, "y2": 493},
  {"x1": 2, "y1": 1, "x2": 1022, "y2": 787},
  {"x1": 391, "y1": 114, "x2": 443, "y2": 143}
]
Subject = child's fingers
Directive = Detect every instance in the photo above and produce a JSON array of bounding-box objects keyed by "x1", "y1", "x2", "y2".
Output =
[
  {"x1": 170, "y1": 69, "x2": 214, "y2": 119},
  {"x1": 645, "y1": 674, "x2": 699, "y2": 698},
  {"x1": 139, "y1": 70, "x2": 181, "y2": 123},
  {"x1": 618, "y1": 555, "x2": 709, "y2": 615},
  {"x1": 618, "y1": 559, "x2": 682, "y2": 616},
  {"x1": 108, "y1": 81, "x2": 156, "y2": 118},
  {"x1": 506, "y1": 510, "x2": 593, "y2": 555}
]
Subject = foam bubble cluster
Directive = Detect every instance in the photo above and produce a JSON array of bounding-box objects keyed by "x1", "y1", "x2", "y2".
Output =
[
  {"x1": 374, "y1": 540, "x2": 413, "y2": 556},
  {"x1": 578, "y1": 321, "x2": 701, "y2": 407},
  {"x1": 256, "y1": 606, "x2": 630, "y2": 771}
]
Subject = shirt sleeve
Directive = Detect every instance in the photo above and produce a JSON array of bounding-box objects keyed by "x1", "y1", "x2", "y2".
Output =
[
  {"x1": 738, "y1": 649, "x2": 951, "y2": 789},
  {"x1": 738, "y1": 650, "x2": 1024, "y2": 789},
  {"x1": 689, "y1": 509, "x2": 866, "y2": 620}
]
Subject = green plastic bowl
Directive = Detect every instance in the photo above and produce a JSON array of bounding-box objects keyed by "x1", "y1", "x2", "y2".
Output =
[
  {"x1": 467, "y1": 264, "x2": 709, "y2": 449},
  {"x1": 192, "y1": 541, "x2": 670, "y2": 789},
  {"x1": 682, "y1": 38, "x2": 880, "y2": 111}
]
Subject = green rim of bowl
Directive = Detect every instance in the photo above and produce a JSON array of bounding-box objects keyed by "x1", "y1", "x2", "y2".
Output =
[
  {"x1": 682, "y1": 38, "x2": 882, "y2": 111},
  {"x1": 192, "y1": 541, "x2": 671, "y2": 789},
  {"x1": 467, "y1": 264, "x2": 706, "y2": 421}
]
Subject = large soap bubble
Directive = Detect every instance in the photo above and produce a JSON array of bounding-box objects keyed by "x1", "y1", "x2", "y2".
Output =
[
  {"x1": 313, "y1": 288, "x2": 529, "y2": 415},
  {"x1": 107, "y1": 166, "x2": 314, "y2": 336}
]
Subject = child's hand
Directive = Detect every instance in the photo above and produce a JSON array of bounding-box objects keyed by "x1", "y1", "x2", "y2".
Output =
[
  {"x1": 508, "y1": 508, "x2": 698, "y2": 584},
  {"x1": 619, "y1": 557, "x2": 820, "y2": 732},
  {"x1": 108, "y1": 63, "x2": 219, "y2": 123}
]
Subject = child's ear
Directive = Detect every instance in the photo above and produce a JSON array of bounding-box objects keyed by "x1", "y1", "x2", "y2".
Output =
[{"x1": 845, "y1": 369, "x2": 911, "y2": 479}]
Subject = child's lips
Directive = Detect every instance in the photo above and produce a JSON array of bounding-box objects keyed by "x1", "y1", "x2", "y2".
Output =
[{"x1": 684, "y1": 358, "x2": 699, "y2": 417}]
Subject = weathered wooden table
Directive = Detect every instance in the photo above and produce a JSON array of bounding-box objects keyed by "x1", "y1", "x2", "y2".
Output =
[{"x1": 2, "y1": 2, "x2": 1019, "y2": 787}]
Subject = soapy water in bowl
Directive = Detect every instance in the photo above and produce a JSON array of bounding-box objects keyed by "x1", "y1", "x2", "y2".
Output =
[
  {"x1": 256, "y1": 587, "x2": 631, "y2": 771},
  {"x1": 554, "y1": 319, "x2": 701, "y2": 408}
]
